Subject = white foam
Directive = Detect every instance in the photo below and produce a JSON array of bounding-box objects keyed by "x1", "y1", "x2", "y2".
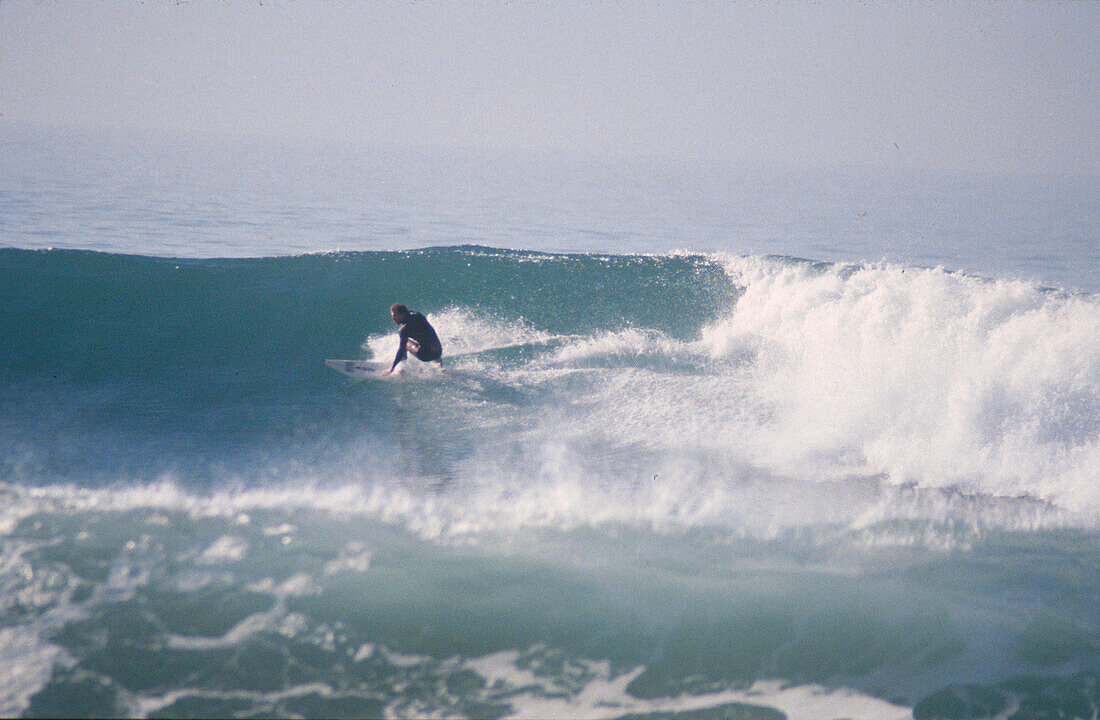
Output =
[
  {"x1": 381, "y1": 647, "x2": 433, "y2": 668},
  {"x1": 167, "y1": 605, "x2": 278, "y2": 650},
  {"x1": 131, "y1": 681, "x2": 343, "y2": 719},
  {"x1": 386, "y1": 256, "x2": 1096, "y2": 538},
  {"x1": 113, "y1": 641, "x2": 912, "y2": 720},
  {"x1": 702, "y1": 257, "x2": 1100, "y2": 513},
  {"x1": 463, "y1": 650, "x2": 912, "y2": 720},
  {"x1": 0, "y1": 626, "x2": 67, "y2": 717},
  {"x1": 0, "y1": 461, "x2": 1081, "y2": 556},
  {"x1": 167, "y1": 573, "x2": 315, "y2": 650},
  {"x1": 0, "y1": 533, "x2": 153, "y2": 716},
  {"x1": 117, "y1": 640, "x2": 908, "y2": 720},
  {"x1": 197, "y1": 535, "x2": 248, "y2": 564},
  {"x1": 546, "y1": 327, "x2": 689, "y2": 364},
  {"x1": 323, "y1": 542, "x2": 373, "y2": 574}
]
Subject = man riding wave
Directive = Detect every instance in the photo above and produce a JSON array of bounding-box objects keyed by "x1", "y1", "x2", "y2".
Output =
[{"x1": 382, "y1": 303, "x2": 442, "y2": 376}]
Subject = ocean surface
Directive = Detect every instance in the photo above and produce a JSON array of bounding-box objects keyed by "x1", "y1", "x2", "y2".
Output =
[{"x1": 1, "y1": 123, "x2": 1098, "y2": 719}]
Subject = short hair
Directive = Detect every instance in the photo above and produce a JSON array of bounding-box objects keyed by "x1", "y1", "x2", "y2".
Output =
[{"x1": 390, "y1": 303, "x2": 408, "y2": 316}]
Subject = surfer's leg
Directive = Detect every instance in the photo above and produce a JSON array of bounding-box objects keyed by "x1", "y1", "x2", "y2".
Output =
[{"x1": 414, "y1": 343, "x2": 442, "y2": 363}]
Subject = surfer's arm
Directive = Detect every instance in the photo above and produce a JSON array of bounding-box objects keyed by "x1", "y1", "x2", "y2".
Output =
[{"x1": 384, "y1": 328, "x2": 409, "y2": 375}]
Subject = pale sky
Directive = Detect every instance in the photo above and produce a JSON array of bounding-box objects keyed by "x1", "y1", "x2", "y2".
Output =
[{"x1": 1, "y1": 1, "x2": 1097, "y2": 174}]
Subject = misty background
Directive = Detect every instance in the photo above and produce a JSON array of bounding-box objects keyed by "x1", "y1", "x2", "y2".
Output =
[{"x1": 2, "y1": 1, "x2": 1097, "y2": 176}]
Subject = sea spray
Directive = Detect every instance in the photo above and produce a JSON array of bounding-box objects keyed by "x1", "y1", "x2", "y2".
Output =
[{"x1": 707, "y1": 256, "x2": 1100, "y2": 514}]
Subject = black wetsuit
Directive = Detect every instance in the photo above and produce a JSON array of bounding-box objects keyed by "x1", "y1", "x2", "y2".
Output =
[{"x1": 391, "y1": 311, "x2": 442, "y2": 370}]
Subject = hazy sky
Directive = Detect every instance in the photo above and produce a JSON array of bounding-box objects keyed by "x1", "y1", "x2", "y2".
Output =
[{"x1": 2, "y1": 1, "x2": 1097, "y2": 174}]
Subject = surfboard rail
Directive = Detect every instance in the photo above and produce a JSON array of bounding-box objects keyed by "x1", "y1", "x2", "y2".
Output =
[{"x1": 324, "y1": 359, "x2": 387, "y2": 379}]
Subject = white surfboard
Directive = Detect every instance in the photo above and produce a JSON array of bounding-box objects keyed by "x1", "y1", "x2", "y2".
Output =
[{"x1": 324, "y1": 359, "x2": 389, "y2": 380}]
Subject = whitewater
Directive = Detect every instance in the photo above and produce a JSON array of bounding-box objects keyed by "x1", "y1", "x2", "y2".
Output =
[{"x1": 1, "y1": 124, "x2": 1098, "y2": 719}]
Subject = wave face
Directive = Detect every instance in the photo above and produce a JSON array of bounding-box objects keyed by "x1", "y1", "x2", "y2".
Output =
[
  {"x1": 1, "y1": 246, "x2": 735, "y2": 488},
  {"x1": 4, "y1": 246, "x2": 1096, "y2": 520},
  {"x1": 3, "y1": 246, "x2": 1099, "y2": 718}
]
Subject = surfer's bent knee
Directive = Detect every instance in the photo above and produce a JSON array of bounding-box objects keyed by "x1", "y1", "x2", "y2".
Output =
[{"x1": 414, "y1": 343, "x2": 442, "y2": 363}]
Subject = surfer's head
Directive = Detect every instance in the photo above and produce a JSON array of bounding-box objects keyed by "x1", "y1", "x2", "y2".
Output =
[{"x1": 390, "y1": 303, "x2": 409, "y2": 323}]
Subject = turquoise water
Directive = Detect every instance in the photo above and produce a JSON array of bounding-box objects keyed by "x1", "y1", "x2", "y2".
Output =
[{"x1": 1, "y1": 126, "x2": 1098, "y2": 719}]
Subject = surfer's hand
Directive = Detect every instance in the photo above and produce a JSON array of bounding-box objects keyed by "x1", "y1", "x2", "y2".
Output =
[{"x1": 381, "y1": 368, "x2": 392, "y2": 377}]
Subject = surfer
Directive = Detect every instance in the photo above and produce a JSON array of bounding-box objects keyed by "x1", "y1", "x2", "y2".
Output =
[{"x1": 382, "y1": 303, "x2": 443, "y2": 376}]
